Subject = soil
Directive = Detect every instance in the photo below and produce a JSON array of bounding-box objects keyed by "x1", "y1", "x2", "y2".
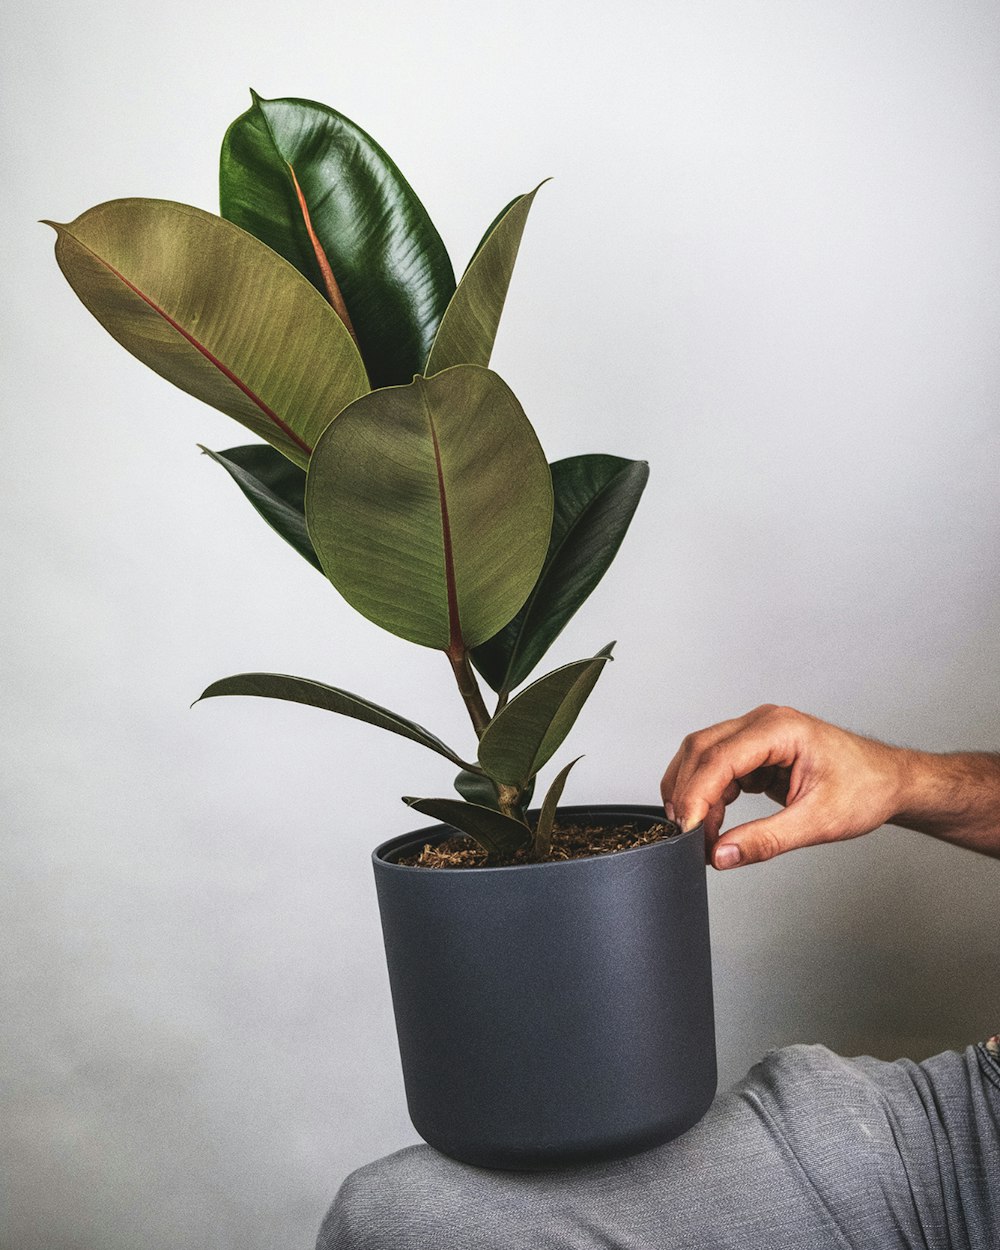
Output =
[{"x1": 397, "y1": 819, "x2": 679, "y2": 869}]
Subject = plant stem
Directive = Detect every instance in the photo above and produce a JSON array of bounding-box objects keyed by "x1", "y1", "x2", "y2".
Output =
[
  {"x1": 497, "y1": 782, "x2": 524, "y2": 822},
  {"x1": 447, "y1": 647, "x2": 491, "y2": 738}
]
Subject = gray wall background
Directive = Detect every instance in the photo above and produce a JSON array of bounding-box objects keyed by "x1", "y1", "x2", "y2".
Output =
[{"x1": 3, "y1": 1, "x2": 999, "y2": 1247}]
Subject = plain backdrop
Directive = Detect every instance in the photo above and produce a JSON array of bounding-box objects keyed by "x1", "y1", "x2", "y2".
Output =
[{"x1": 3, "y1": 1, "x2": 999, "y2": 1247}]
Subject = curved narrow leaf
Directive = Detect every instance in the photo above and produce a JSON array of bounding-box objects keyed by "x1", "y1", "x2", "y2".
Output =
[
  {"x1": 424, "y1": 184, "x2": 545, "y2": 376},
  {"x1": 533, "y1": 756, "x2": 582, "y2": 858},
  {"x1": 47, "y1": 199, "x2": 369, "y2": 468},
  {"x1": 305, "y1": 366, "x2": 553, "y2": 650},
  {"x1": 478, "y1": 646, "x2": 614, "y2": 788},
  {"x1": 403, "y1": 796, "x2": 531, "y2": 862},
  {"x1": 201, "y1": 444, "x2": 319, "y2": 570},
  {"x1": 473, "y1": 456, "x2": 649, "y2": 694},
  {"x1": 221, "y1": 92, "x2": 456, "y2": 388},
  {"x1": 196, "y1": 672, "x2": 473, "y2": 768}
]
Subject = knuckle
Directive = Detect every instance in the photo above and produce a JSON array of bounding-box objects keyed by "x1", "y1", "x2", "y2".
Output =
[
  {"x1": 749, "y1": 829, "x2": 782, "y2": 862},
  {"x1": 701, "y1": 742, "x2": 728, "y2": 770},
  {"x1": 681, "y1": 729, "x2": 712, "y2": 757}
]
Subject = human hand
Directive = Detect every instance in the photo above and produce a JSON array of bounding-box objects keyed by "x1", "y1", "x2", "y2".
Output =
[{"x1": 660, "y1": 705, "x2": 909, "y2": 870}]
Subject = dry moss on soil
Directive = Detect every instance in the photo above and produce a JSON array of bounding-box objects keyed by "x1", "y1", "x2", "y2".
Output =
[{"x1": 397, "y1": 820, "x2": 679, "y2": 868}]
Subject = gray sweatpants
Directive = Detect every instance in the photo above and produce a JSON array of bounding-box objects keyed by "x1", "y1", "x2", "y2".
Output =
[{"x1": 318, "y1": 1042, "x2": 1000, "y2": 1249}]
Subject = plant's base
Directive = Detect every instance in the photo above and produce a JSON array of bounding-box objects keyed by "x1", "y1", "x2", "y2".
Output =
[{"x1": 397, "y1": 818, "x2": 679, "y2": 868}]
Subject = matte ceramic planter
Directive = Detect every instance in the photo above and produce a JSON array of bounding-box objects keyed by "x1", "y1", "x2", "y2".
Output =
[{"x1": 372, "y1": 805, "x2": 716, "y2": 1170}]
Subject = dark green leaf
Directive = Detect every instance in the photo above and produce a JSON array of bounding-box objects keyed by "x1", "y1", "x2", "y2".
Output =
[
  {"x1": 424, "y1": 184, "x2": 545, "y2": 376},
  {"x1": 454, "y1": 769, "x2": 500, "y2": 810},
  {"x1": 533, "y1": 756, "x2": 582, "y2": 858},
  {"x1": 196, "y1": 672, "x2": 473, "y2": 768},
  {"x1": 477, "y1": 646, "x2": 614, "y2": 788},
  {"x1": 221, "y1": 92, "x2": 456, "y2": 388},
  {"x1": 453, "y1": 769, "x2": 535, "y2": 811},
  {"x1": 201, "y1": 444, "x2": 319, "y2": 570},
  {"x1": 472, "y1": 456, "x2": 649, "y2": 694},
  {"x1": 306, "y1": 367, "x2": 553, "y2": 650},
  {"x1": 403, "y1": 796, "x2": 531, "y2": 862}
]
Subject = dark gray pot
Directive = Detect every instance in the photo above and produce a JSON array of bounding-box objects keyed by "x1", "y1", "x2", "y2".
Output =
[{"x1": 372, "y1": 804, "x2": 716, "y2": 1170}]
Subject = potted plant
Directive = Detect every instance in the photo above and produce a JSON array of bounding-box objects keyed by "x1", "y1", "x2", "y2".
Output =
[{"x1": 46, "y1": 92, "x2": 716, "y2": 1169}]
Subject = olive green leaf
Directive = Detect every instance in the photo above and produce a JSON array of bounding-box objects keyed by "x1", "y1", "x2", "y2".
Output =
[
  {"x1": 221, "y1": 92, "x2": 455, "y2": 389},
  {"x1": 403, "y1": 796, "x2": 531, "y2": 862},
  {"x1": 46, "y1": 199, "x2": 369, "y2": 468},
  {"x1": 196, "y1": 672, "x2": 473, "y2": 769},
  {"x1": 532, "y1": 756, "x2": 582, "y2": 858},
  {"x1": 305, "y1": 366, "x2": 553, "y2": 650},
  {"x1": 200, "y1": 444, "x2": 319, "y2": 570},
  {"x1": 477, "y1": 645, "x2": 613, "y2": 788},
  {"x1": 424, "y1": 184, "x2": 545, "y2": 376},
  {"x1": 473, "y1": 456, "x2": 649, "y2": 694}
]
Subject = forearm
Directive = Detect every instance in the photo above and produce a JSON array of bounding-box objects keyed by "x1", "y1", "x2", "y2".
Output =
[{"x1": 889, "y1": 749, "x2": 1000, "y2": 857}]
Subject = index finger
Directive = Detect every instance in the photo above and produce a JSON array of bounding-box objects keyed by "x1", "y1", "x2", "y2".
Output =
[{"x1": 672, "y1": 715, "x2": 800, "y2": 832}]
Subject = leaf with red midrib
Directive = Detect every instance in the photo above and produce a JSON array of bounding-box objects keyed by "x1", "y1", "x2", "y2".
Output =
[{"x1": 47, "y1": 198, "x2": 369, "y2": 467}]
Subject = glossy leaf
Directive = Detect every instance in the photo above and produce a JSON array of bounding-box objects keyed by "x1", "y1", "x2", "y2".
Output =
[
  {"x1": 424, "y1": 184, "x2": 544, "y2": 376},
  {"x1": 221, "y1": 92, "x2": 456, "y2": 388},
  {"x1": 473, "y1": 456, "x2": 649, "y2": 694},
  {"x1": 201, "y1": 444, "x2": 319, "y2": 570},
  {"x1": 478, "y1": 645, "x2": 614, "y2": 788},
  {"x1": 305, "y1": 366, "x2": 553, "y2": 650},
  {"x1": 47, "y1": 199, "x2": 369, "y2": 468},
  {"x1": 196, "y1": 672, "x2": 473, "y2": 768},
  {"x1": 533, "y1": 756, "x2": 582, "y2": 858},
  {"x1": 403, "y1": 796, "x2": 531, "y2": 862}
]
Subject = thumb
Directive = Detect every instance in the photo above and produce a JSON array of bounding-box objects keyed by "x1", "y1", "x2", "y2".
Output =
[{"x1": 710, "y1": 803, "x2": 826, "y2": 870}]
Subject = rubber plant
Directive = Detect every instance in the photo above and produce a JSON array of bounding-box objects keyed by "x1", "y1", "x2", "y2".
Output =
[{"x1": 47, "y1": 92, "x2": 649, "y2": 864}]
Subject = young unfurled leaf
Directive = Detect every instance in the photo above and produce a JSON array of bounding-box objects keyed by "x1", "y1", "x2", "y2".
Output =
[
  {"x1": 424, "y1": 184, "x2": 545, "y2": 376},
  {"x1": 221, "y1": 92, "x2": 455, "y2": 389},
  {"x1": 473, "y1": 456, "x2": 648, "y2": 694},
  {"x1": 306, "y1": 366, "x2": 553, "y2": 650},
  {"x1": 533, "y1": 756, "x2": 582, "y2": 858},
  {"x1": 196, "y1": 672, "x2": 473, "y2": 769},
  {"x1": 403, "y1": 796, "x2": 531, "y2": 862},
  {"x1": 201, "y1": 444, "x2": 319, "y2": 570},
  {"x1": 47, "y1": 200, "x2": 369, "y2": 468},
  {"x1": 477, "y1": 646, "x2": 614, "y2": 789}
]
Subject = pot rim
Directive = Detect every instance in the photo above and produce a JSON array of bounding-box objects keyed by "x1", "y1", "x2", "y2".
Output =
[{"x1": 373, "y1": 803, "x2": 704, "y2": 875}]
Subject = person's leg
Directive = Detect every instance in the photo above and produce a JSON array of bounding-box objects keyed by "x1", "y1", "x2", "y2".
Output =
[{"x1": 318, "y1": 1042, "x2": 1000, "y2": 1250}]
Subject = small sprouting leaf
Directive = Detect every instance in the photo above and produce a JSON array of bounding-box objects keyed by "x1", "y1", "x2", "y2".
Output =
[
  {"x1": 533, "y1": 756, "x2": 582, "y2": 858},
  {"x1": 196, "y1": 672, "x2": 473, "y2": 768},
  {"x1": 403, "y1": 797, "x2": 531, "y2": 862}
]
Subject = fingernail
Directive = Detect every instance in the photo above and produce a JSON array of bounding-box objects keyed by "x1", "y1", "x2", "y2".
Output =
[
  {"x1": 715, "y1": 843, "x2": 741, "y2": 869},
  {"x1": 664, "y1": 801, "x2": 676, "y2": 822}
]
